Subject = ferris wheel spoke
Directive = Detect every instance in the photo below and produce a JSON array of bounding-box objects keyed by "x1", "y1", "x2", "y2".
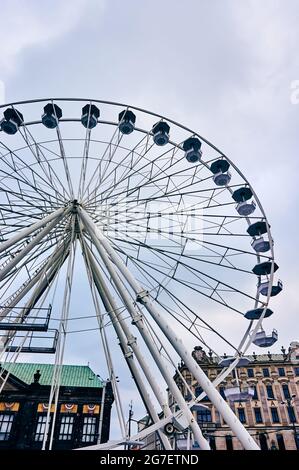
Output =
[
  {"x1": 86, "y1": 149, "x2": 231, "y2": 209},
  {"x1": 17, "y1": 123, "x2": 70, "y2": 201},
  {"x1": 83, "y1": 131, "x2": 159, "y2": 206},
  {"x1": 80, "y1": 238, "x2": 172, "y2": 449},
  {"x1": 79, "y1": 213, "x2": 210, "y2": 449},
  {"x1": 0, "y1": 235, "x2": 71, "y2": 321},
  {"x1": 0, "y1": 144, "x2": 66, "y2": 205},
  {"x1": 0, "y1": 167, "x2": 61, "y2": 209},
  {"x1": 83, "y1": 143, "x2": 180, "y2": 209},
  {"x1": 103, "y1": 212, "x2": 259, "y2": 270},
  {"x1": 111, "y1": 239, "x2": 259, "y2": 311},
  {"x1": 0, "y1": 207, "x2": 68, "y2": 256},
  {"x1": 0, "y1": 207, "x2": 69, "y2": 283},
  {"x1": 112, "y1": 233, "x2": 254, "y2": 275},
  {"x1": 97, "y1": 134, "x2": 204, "y2": 206},
  {"x1": 82, "y1": 126, "x2": 125, "y2": 200},
  {"x1": 79, "y1": 205, "x2": 259, "y2": 449},
  {"x1": 78, "y1": 127, "x2": 92, "y2": 200},
  {"x1": 55, "y1": 126, "x2": 75, "y2": 199}
]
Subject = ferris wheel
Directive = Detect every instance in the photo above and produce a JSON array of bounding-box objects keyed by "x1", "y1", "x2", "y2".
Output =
[{"x1": 0, "y1": 98, "x2": 282, "y2": 450}]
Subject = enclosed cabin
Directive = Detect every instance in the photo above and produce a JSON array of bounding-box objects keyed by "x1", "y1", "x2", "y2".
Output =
[
  {"x1": 1, "y1": 108, "x2": 23, "y2": 135},
  {"x1": 118, "y1": 109, "x2": 136, "y2": 135},
  {"x1": 252, "y1": 260, "x2": 283, "y2": 297},
  {"x1": 81, "y1": 104, "x2": 100, "y2": 129},
  {"x1": 42, "y1": 103, "x2": 62, "y2": 129},
  {"x1": 247, "y1": 220, "x2": 270, "y2": 253},
  {"x1": 244, "y1": 307, "x2": 273, "y2": 320},
  {"x1": 210, "y1": 159, "x2": 231, "y2": 186},
  {"x1": 152, "y1": 121, "x2": 170, "y2": 146},
  {"x1": 232, "y1": 187, "x2": 256, "y2": 216},
  {"x1": 218, "y1": 357, "x2": 255, "y2": 402},
  {"x1": 252, "y1": 328, "x2": 278, "y2": 348},
  {"x1": 183, "y1": 137, "x2": 202, "y2": 163},
  {"x1": 224, "y1": 383, "x2": 255, "y2": 403}
]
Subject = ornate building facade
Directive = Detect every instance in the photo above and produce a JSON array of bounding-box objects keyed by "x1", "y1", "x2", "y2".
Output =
[
  {"x1": 139, "y1": 341, "x2": 299, "y2": 450},
  {"x1": 170, "y1": 341, "x2": 299, "y2": 450},
  {"x1": 0, "y1": 362, "x2": 114, "y2": 449}
]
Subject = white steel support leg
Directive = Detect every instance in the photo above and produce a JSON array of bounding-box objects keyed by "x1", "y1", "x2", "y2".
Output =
[
  {"x1": 0, "y1": 207, "x2": 69, "y2": 282},
  {"x1": 83, "y1": 243, "x2": 172, "y2": 450},
  {"x1": 0, "y1": 240, "x2": 71, "y2": 356},
  {"x1": 19, "y1": 243, "x2": 71, "y2": 318},
  {"x1": 0, "y1": 237, "x2": 71, "y2": 321},
  {"x1": 84, "y1": 243, "x2": 170, "y2": 413},
  {"x1": 79, "y1": 210, "x2": 210, "y2": 450},
  {"x1": 0, "y1": 207, "x2": 67, "y2": 255},
  {"x1": 79, "y1": 207, "x2": 259, "y2": 450},
  {"x1": 43, "y1": 235, "x2": 77, "y2": 451}
]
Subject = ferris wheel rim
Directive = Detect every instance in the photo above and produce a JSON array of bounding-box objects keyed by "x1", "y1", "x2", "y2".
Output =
[{"x1": 0, "y1": 97, "x2": 277, "y2": 350}]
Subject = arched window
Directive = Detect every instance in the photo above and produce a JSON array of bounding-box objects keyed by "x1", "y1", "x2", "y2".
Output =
[
  {"x1": 258, "y1": 433, "x2": 268, "y2": 450},
  {"x1": 225, "y1": 435, "x2": 233, "y2": 450}
]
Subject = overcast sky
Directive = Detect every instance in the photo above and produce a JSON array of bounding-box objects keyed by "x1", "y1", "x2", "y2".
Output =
[{"x1": 0, "y1": 0, "x2": 298, "y2": 438}]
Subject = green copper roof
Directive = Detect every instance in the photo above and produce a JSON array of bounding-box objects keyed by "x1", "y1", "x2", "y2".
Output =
[{"x1": 2, "y1": 362, "x2": 103, "y2": 388}]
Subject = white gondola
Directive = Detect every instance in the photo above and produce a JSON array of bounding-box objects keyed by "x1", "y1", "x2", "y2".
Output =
[
  {"x1": 252, "y1": 329, "x2": 278, "y2": 348},
  {"x1": 42, "y1": 103, "x2": 62, "y2": 129},
  {"x1": 248, "y1": 221, "x2": 271, "y2": 252},
  {"x1": 0, "y1": 108, "x2": 23, "y2": 135},
  {"x1": 232, "y1": 187, "x2": 256, "y2": 216},
  {"x1": 183, "y1": 137, "x2": 202, "y2": 163},
  {"x1": 224, "y1": 384, "x2": 254, "y2": 403},
  {"x1": 152, "y1": 121, "x2": 170, "y2": 146},
  {"x1": 251, "y1": 236, "x2": 270, "y2": 253},
  {"x1": 213, "y1": 171, "x2": 232, "y2": 186},
  {"x1": 258, "y1": 279, "x2": 283, "y2": 297},
  {"x1": 210, "y1": 159, "x2": 231, "y2": 186},
  {"x1": 118, "y1": 110, "x2": 136, "y2": 135},
  {"x1": 236, "y1": 200, "x2": 256, "y2": 216},
  {"x1": 81, "y1": 104, "x2": 100, "y2": 129}
]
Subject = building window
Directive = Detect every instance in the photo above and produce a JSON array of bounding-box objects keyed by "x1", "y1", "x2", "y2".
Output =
[
  {"x1": 270, "y1": 407, "x2": 280, "y2": 423},
  {"x1": 197, "y1": 409, "x2": 212, "y2": 423},
  {"x1": 232, "y1": 369, "x2": 236, "y2": 379},
  {"x1": 282, "y1": 384, "x2": 291, "y2": 400},
  {"x1": 0, "y1": 413, "x2": 14, "y2": 441},
  {"x1": 254, "y1": 407, "x2": 263, "y2": 424},
  {"x1": 219, "y1": 387, "x2": 227, "y2": 401},
  {"x1": 35, "y1": 415, "x2": 51, "y2": 442},
  {"x1": 225, "y1": 435, "x2": 233, "y2": 450},
  {"x1": 209, "y1": 435, "x2": 216, "y2": 450},
  {"x1": 276, "y1": 434, "x2": 286, "y2": 450},
  {"x1": 278, "y1": 367, "x2": 285, "y2": 377},
  {"x1": 253, "y1": 386, "x2": 258, "y2": 400},
  {"x1": 247, "y1": 368, "x2": 254, "y2": 378},
  {"x1": 82, "y1": 416, "x2": 97, "y2": 443},
  {"x1": 259, "y1": 433, "x2": 268, "y2": 450},
  {"x1": 287, "y1": 406, "x2": 296, "y2": 423},
  {"x1": 195, "y1": 386, "x2": 209, "y2": 401},
  {"x1": 59, "y1": 415, "x2": 74, "y2": 441},
  {"x1": 262, "y1": 368, "x2": 270, "y2": 377},
  {"x1": 266, "y1": 385, "x2": 275, "y2": 399},
  {"x1": 237, "y1": 408, "x2": 246, "y2": 424},
  {"x1": 294, "y1": 367, "x2": 299, "y2": 376}
]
